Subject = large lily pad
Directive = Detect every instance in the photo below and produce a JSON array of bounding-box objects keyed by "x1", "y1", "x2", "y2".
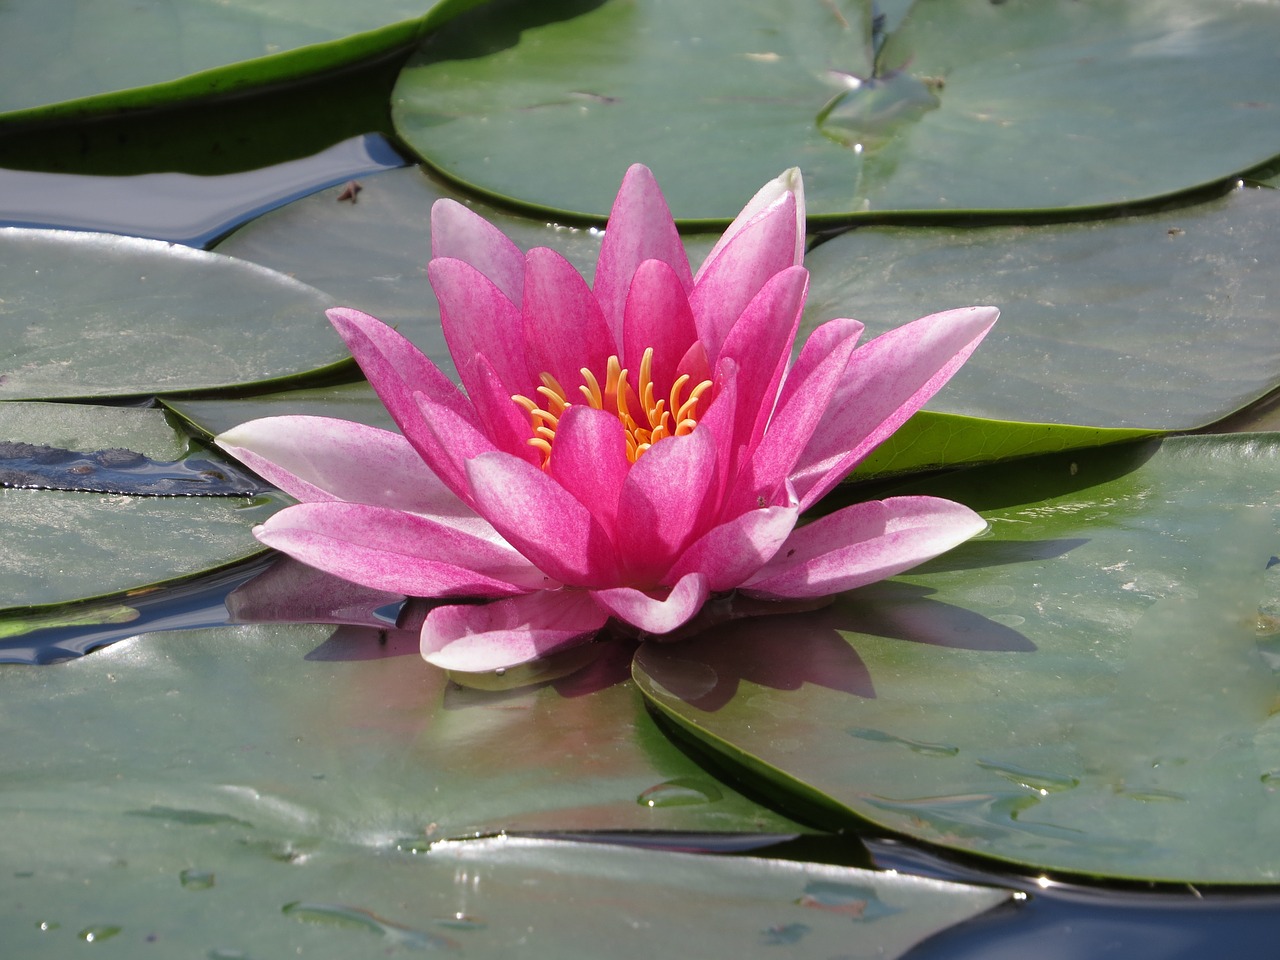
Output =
[
  {"x1": 806, "y1": 183, "x2": 1280, "y2": 431},
  {"x1": 636, "y1": 434, "x2": 1280, "y2": 883},
  {"x1": 0, "y1": 623, "x2": 1028, "y2": 957},
  {"x1": 0, "y1": 229, "x2": 352, "y2": 400},
  {"x1": 0, "y1": 0, "x2": 481, "y2": 125},
  {"x1": 393, "y1": 0, "x2": 1280, "y2": 221}
]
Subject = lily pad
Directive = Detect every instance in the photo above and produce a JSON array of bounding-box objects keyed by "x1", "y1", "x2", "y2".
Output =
[
  {"x1": 0, "y1": 488, "x2": 282, "y2": 612},
  {"x1": 636, "y1": 434, "x2": 1280, "y2": 883},
  {"x1": 215, "y1": 166, "x2": 718, "y2": 376},
  {"x1": 0, "y1": 0, "x2": 481, "y2": 125},
  {"x1": 806, "y1": 183, "x2": 1280, "y2": 430},
  {"x1": 392, "y1": 0, "x2": 1280, "y2": 221},
  {"x1": 0, "y1": 229, "x2": 352, "y2": 400},
  {"x1": 0, "y1": 402, "x2": 188, "y2": 462},
  {"x1": 165, "y1": 381, "x2": 396, "y2": 440},
  {"x1": 0, "y1": 622, "x2": 1005, "y2": 956}
]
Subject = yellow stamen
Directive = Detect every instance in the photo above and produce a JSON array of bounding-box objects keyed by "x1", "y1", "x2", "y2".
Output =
[{"x1": 511, "y1": 346, "x2": 713, "y2": 468}]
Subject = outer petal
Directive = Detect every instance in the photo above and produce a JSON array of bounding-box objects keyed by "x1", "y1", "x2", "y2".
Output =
[
  {"x1": 215, "y1": 416, "x2": 470, "y2": 520},
  {"x1": 696, "y1": 167, "x2": 805, "y2": 280},
  {"x1": 430, "y1": 257, "x2": 530, "y2": 398},
  {"x1": 621, "y1": 258, "x2": 699, "y2": 387},
  {"x1": 328, "y1": 307, "x2": 488, "y2": 500},
  {"x1": 522, "y1": 247, "x2": 615, "y2": 388},
  {"x1": 591, "y1": 572, "x2": 709, "y2": 635},
  {"x1": 466, "y1": 450, "x2": 620, "y2": 587},
  {"x1": 742, "y1": 496, "x2": 986, "y2": 599},
  {"x1": 734, "y1": 317, "x2": 863, "y2": 511},
  {"x1": 791, "y1": 306, "x2": 999, "y2": 511},
  {"x1": 714, "y1": 264, "x2": 808, "y2": 457},
  {"x1": 421, "y1": 589, "x2": 609, "y2": 672},
  {"x1": 430, "y1": 198, "x2": 525, "y2": 305},
  {"x1": 689, "y1": 191, "x2": 798, "y2": 362},
  {"x1": 615, "y1": 427, "x2": 716, "y2": 584},
  {"x1": 664, "y1": 503, "x2": 799, "y2": 592},
  {"x1": 255, "y1": 502, "x2": 548, "y2": 598},
  {"x1": 548, "y1": 405, "x2": 629, "y2": 538},
  {"x1": 463, "y1": 352, "x2": 542, "y2": 465},
  {"x1": 594, "y1": 163, "x2": 693, "y2": 347}
]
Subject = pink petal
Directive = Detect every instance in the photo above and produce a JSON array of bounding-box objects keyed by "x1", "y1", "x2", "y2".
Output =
[
  {"x1": 615, "y1": 427, "x2": 717, "y2": 584},
  {"x1": 255, "y1": 502, "x2": 548, "y2": 598},
  {"x1": 522, "y1": 247, "x2": 615, "y2": 389},
  {"x1": 465, "y1": 450, "x2": 620, "y2": 587},
  {"x1": 548, "y1": 405, "x2": 629, "y2": 537},
  {"x1": 594, "y1": 164, "x2": 693, "y2": 347},
  {"x1": 327, "y1": 307, "x2": 486, "y2": 499},
  {"x1": 591, "y1": 572, "x2": 709, "y2": 635},
  {"x1": 714, "y1": 264, "x2": 808, "y2": 458},
  {"x1": 421, "y1": 589, "x2": 608, "y2": 672},
  {"x1": 463, "y1": 352, "x2": 542, "y2": 465},
  {"x1": 216, "y1": 416, "x2": 468, "y2": 518},
  {"x1": 412, "y1": 388, "x2": 499, "y2": 505},
  {"x1": 792, "y1": 306, "x2": 999, "y2": 511},
  {"x1": 621, "y1": 258, "x2": 699, "y2": 388},
  {"x1": 430, "y1": 199, "x2": 525, "y2": 305},
  {"x1": 742, "y1": 496, "x2": 986, "y2": 599},
  {"x1": 664, "y1": 504, "x2": 799, "y2": 591},
  {"x1": 696, "y1": 168, "x2": 805, "y2": 281},
  {"x1": 689, "y1": 190, "x2": 798, "y2": 363},
  {"x1": 429, "y1": 257, "x2": 530, "y2": 399},
  {"x1": 735, "y1": 317, "x2": 863, "y2": 511}
]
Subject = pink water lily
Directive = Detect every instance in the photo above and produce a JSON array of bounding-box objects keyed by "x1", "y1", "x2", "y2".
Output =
[{"x1": 217, "y1": 165, "x2": 996, "y2": 673}]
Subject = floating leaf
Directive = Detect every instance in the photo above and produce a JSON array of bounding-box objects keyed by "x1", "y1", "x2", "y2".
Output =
[
  {"x1": 0, "y1": 620, "x2": 1005, "y2": 956},
  {"x1": 806, "y1": 184, "x2": 1280, "y2": 430},
  {"x1": 0, "y1": 229, "x2": 351, "y2": 400},
  {"x1": 637, "y1": 435, "x2": 1280, "y2": 883},
  {"x1": 0, "y1": 0, "x2": 482, "y2": 125},
  {"x1": 392, "y1": 0, "x2": 1280, "y2": 221}
]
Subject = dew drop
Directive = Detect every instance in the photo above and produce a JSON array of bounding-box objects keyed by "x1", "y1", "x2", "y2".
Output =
[
  {"x1": 282, "y1": 901, "x2": 451, "y2": 949},
  {"x1": 436, "y1": 912, "x2": 487, "y2": 931},
  {"x1": 78, "y1": 925, "x2": 122, "y2": 943},
  {"x1": 395, "y1": 837, "x2": 433, "y2": 855},
  {"x1": 796, "y1": 881, "x2": 901, "y2": 921},
  {"x1": 976, "y1": 759, "x2": 1079, "y2": 794},
  {"x1": 637, "y1": 777, "x2": 723, "y2": 808},
  {"x1": 180, "y1": 868, "x2": 216, "y2": 890},
  {"x1": 35, "y1": 920, "x2": 59, "y2": 932},
  {"x1": 760, "y1": 922, "x2": 811, "y2": 945}
]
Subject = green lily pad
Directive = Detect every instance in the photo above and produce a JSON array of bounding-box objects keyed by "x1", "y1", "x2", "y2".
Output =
[
  {"x1": 0, "y1": 229, "x2": 353, "y2": 400},
  {"x1": 852, "y1": 410, "x2": 1157, "y2": 482},
  {"x1": 1, "y1": 488, "x2": 282, "y2": 612},
  {"x1": 0, "y1": 402, "x2": 187, "y2": 462},
  {"x1": 216, "y1": 166, "x2": 718, "y2": 377},
  {"x1": 165, "y1": 381, "x2": 396, "y2": 440},
  {"x1": 806, "y1": 183, "x2": 1280, "y2": 431},
  {"x1": 636, "y1": 434, "x2": 1280, "y2": 883},
  {"x1": 392, "y1": 0, "x2": 1280, "y2": 222},
  {"x1": 0, "y1": 623, "x2": 1023, "y2": 957},
  {"x1": 0, "y1": 0, "x2": 482, "y2": 125}
]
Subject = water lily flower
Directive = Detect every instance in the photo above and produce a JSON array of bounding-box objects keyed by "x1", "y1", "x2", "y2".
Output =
[{"x1": 216, "y1": 165, "x2": 997, "y2": 673}]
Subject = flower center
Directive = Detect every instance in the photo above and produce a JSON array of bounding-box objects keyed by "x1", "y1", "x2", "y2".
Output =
[{"x1": 512, "y1": 347, "x2": 713, "y2": 467}]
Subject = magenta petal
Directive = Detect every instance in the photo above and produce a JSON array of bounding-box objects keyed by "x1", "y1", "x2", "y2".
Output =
[
  {"x1": 430, "y1": 199, "x2": 525, "y2": 305},
  {"x1": 216, "y1": 416, "x2": 468, "y2": 515},
  {"x1": 665, "y1": 504, "x2": 799, "y2": 592},
  {"x1": 742, "y1": 497, "x2": 987, "y2": 600},
  {"x1": 621, "y1": 258, "x2": 699, "y2": 386},
  {"x1": 738, "y1": 317, "x2": 863, "y2": 510},
  {"x1": 715, "y1": 264, "x2": 808, "y2": 455},
  {"x1": 522, "y1": 247, "x2": 615, "y2": 388},
  {"x1": 592, "y1": 572, "x2": 709, "y2": 635},
  {"x1": 689, "y1": 191, "x2": 798, "y2": 363},
  {"x1": 327, "y1": 307, "x2": 486, "y2": 499},
  {"x1": 697, "y1": 168, "x2": 805, "y2": 281},
  {"x1": 792, "y1": 306, "x2": 999, "y2": 511},
  {"x1": 616, "y1": 427, "x2": 716, "y2": 584},
  {"x1": 464, "y1": 353, "x2": 542, "y2": 465},
  {"x1": 430, "y1": 257, "x2": 530, "y2": 398},
  {"x1": 548, "y1": 405, "x2": 629, "y2": 537},
  {"x1": 594, "y1": 164, "x2": 693, "y2": 347},
  {"x1": 255, "y1": 502, "x2": 547, "y2": 598},
  {"x1": 466, "y1": 450, "x2": 620, "y2": 587},
  {"x1": 421, "y1": 589, "x2": 608, "y2": 671}
]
